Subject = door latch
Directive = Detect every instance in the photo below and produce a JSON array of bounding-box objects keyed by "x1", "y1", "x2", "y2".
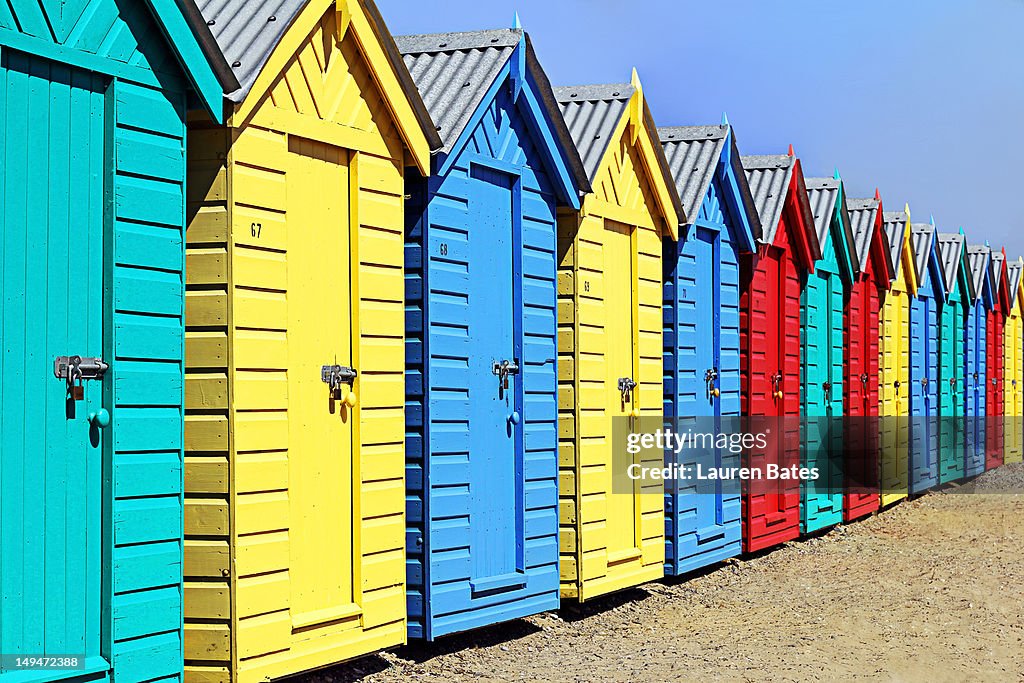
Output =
[
  {"x1": 321, "y1": 364, "x2": 357, "y2": 399},
  {"x1": 617, "y1": 377, "x2": 637, "y2": 404},
  {"x1": 704, "y1": 367, "x2": 719, "y2": 399},
  {"x1": 949, "y1": 377, "x2": 957, "y2": 390},
  {"x1": 921, "y1": 377, "x2": 929, "y2": 388},
  {"x1": 54, "y1": 356, "x2": 109, "y2": 401},
  {"x1": 822, "y1": 381, "x2": 832, "y2": 403},
  {"x1": 492, "y1": 359, "x2": 521, "y2": 391},
  {"x1": 771, "y1": 371, "x2": 784, "y2": 400},
  {"x1": 894, "y1": 380, "x2": 901, "y2": 396},
  {"x1": 860, "y1": 373, "x2": 869, "y2": 386},
  {"x1": 992, "y1": 377, "x2": 998, "y2": 386}
]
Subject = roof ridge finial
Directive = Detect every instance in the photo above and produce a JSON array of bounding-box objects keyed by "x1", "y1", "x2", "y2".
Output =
[
  {"x1": 833, "y1": 167, "x2": 840, "y2": 180},
  {"x1": 787, "y1": 144, "x2": 794, "y2": 157},
  {"x1": 512, "y1": 11, "x2": 521, "y2": 29},
  {"x1": 874, "y1": 187, "x2": 881, "y2": 200},
  {"x1": 721, "y1": 111, "x2": 729, "y2": 127},
  {"x1": 985, "y1": 239, "x2": 991, "y2": 247},
  {"x1": 959, "y1": 226, "x2": 965, "y2": 235}
]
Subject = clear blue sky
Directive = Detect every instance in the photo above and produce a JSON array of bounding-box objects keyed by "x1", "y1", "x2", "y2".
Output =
[{"x1": 378, "y1": 0, "x2": 1024, "y2": 256}]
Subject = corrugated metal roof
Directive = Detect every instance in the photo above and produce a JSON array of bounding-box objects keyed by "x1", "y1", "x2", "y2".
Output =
[
  {"x1": 192, "y1": 0, "x2": 307, "y2": 102},
  {"x1": 553, "y1": 84, "x2": 633, "y2": 181},
  {"x1": 805, "y1": 178, "x2": 840, "y2": 252},
  {"x1": 847, "y1": 198, "x2": 879, "y2": 270},
  {"x1": 1007, "y1": 259, "x2": 1023, "y2": 308},
  {"x1": 936, "y1": 232, "x2": 965, "y2": 296},
  {"x1": 882, "y1": 211, "x2": 908, "y2": 281},
  {"x1": 967, "y1": 244, "x2": 991, "y2": 303},
  {"x1": 910, "y1": 223, "x2": 936, "y2": 287},
  {"x1": 658, "y1": 125, "x2": 727, "y2": 220},
  {"x1": 741, "y1": 155, "x2": 793, "y2": 244},
  {"x1": 881, "y1": 212, "x2": 908, "y2": 268},
  {"x1": 990, "y1": 249, "x2": 1006, "y2": 296},
  {"x1": 396, "y1": 29, "x2": 519, "y2": 153}
]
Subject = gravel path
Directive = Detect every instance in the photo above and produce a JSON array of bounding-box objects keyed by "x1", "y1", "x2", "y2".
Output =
[{"x1": 302, "y1": 464, "x2": 1024, "y2": 682}]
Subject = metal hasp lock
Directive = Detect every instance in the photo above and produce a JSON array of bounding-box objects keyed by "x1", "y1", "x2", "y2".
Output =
[
  {"x1": 617, "y1": 377, "x2": 637, "y2": 404},
  {"x1": 822, "y1": 381, "x2": 833, "y2": 403},
  {"x1": 492, "y1": 359, "x2": 521, "y2": 393},
  {"x1": 992, "y1": 377, "x2": 998, "y2": 386},
  {"x1": 860, "y1": 373, "x2": 869, "y2": 386},
  {"x1": 949, "y1": 377, "x2": 957, "y2": 390},
  {"x1": 704, "y1": 367, "x2": 719, "y2": 399},
  {"x1": 321, "y1": 364, "x2": 357, "y2": 400},
  {"x1": 54, "y1": 355, "x2": 109, "y2": 401},
  {"x1": 894, "y1": 379, "x2": 901, "y2": 396},
  {"x1": 921, "y1": 377, "x2": 929, "y2": 388},
  {"x1": 771, "y1": 370, "x2": 784, "y2": 400},
  {"x1": 973, "y1": 371, "x2": 980, "y2": 386}
]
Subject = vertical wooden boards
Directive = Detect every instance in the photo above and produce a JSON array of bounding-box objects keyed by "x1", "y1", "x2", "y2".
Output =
[{"x1": 965, "y1": 297, "x2": 988, "y2": 478}]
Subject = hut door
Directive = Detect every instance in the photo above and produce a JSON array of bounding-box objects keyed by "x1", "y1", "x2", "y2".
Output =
[
  {"x1": 604, "y1": 220, "x2": 640, "y2": 563},
  {"x1": 688, "y1": 228, "x2": 723, "y2": 541},
  {"x1": 0, "y1": 53, "x2": 108, "y2": 672},
  {"x1": 286, "y1": 138, "x2": 356, "y2": 630},
  {"x1": 466, "y1": 166, "x2": 524, "y2": 593}
]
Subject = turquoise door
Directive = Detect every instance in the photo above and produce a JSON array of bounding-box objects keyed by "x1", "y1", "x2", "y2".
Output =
[{"x1": 1, "y1": 52, "x2": 108, "y2": 675}]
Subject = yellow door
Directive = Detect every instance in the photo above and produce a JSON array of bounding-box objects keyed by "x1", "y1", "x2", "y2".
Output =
[
  {"x1": 603, "y1": 220, "x2": 640, "y2": 564},
  {"x1": 286, "y1": 136, "x2": 357, "y2": 628},
  {"x1": 1005, "y1": 312, "x2": 1023, "y2": 464},
  {"x1": 879, "y1": 286, "x2": 910, "y2": 506}
]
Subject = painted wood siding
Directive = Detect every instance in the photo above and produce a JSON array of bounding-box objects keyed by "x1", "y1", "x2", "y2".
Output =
[
  {"x1": 965, "y1": 298, "x2": 988, "y2": 478},
  {"x1": 405, "y1": 79, "x2": 560, "y2": 639},
  {"x1": 986, "y1": 310, "x2": 1005, "y2": 469},
  {"x1": 663, "y1": 177, "x2": 742, "y2": 575},
  {"x1": 1004, "y1": 305, "x2": 1023, "y2": 464},
  {"x1": 1, "y1": 3, "x2": 193, "y2": 680},
  {"x1": 879, "y1": 250, "x2": 911, "y2": 505},
  {"x1": 909, "y1": 276, "x2": 940, "y2": 494},
  {"x1": 739, "y1": 207, "x2": 802, "y2": 553},
  {"x1": 938, "y1": 282, "x2": 965, "y2": 484},
  {"x1": 185, "y1": 8, "x2": 409, "y2": 681},
  {"x1": 558, "y1": 113, "x2": 667, "y2": 601}
]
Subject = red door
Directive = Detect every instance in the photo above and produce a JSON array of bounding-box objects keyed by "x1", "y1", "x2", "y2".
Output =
[
  {"x1": 844, "y1": 278, "x2": 881, "y2": 520},
  {"x1": 987, "y1": 312, "x2": 1005, "y2": 469}
]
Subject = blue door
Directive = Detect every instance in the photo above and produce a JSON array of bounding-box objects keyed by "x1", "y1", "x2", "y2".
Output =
[
  {"x1": 910, "y1": 295, "x2": 939, "y2": 492},
  {"x1": 1, "y1": 52, "x2": 108, "y2": 675},
  {"x1": 464, "y1": 166, "x2": 524, "y2": 593},
  {"x1": 965, "y1": 300, "x2": 987, "y2": 477}
]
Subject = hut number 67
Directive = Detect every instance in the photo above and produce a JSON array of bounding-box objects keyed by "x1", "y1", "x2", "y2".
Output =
[{"x1": 250, "y1": 222, "x2": 262, "y2": 238}]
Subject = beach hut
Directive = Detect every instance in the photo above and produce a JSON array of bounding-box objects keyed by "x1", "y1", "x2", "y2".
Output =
[
  {"x1": 740, "y1": 150, "x2": 822, "y2": 552},
  {"x1": 844, "y1": 192, "x2": 894, "y2": 521},
  {"x1": 0, "y1": 3, "x2": 227, "y2": 680},
  {"x1": 1004, "y1": 258, "x2": 1024, "y2": 464},
  {"x1": 396, "y1": 26, "x2": 588, "y2": 638},
  {"x1": 964, "y1": 244, "x2": 993, "y2": 478},
  {"x1": 908, "y1": 221, "x2": 945, "y2": 494},
  {"x1": 879, "y1": 207, "x2": 915, "y2": 505},
  {"x1": 553, "y1": 72, "x2": 682, "y2": 600},
  {"x1": 936, "y1": 232, "x2": 971, "y2": 484},
  {"x1": 659, "y1": 120, "x2": 761, "y2": 574},
  {"x1": 801, "y1": 174, "x2": 859, "y2": 533},
  {"x1": 986, "y1": 248, "x2": 1011, "y2": 470},
  {"x1": 181, "y1": 1, "x2": 441, "y2": 679}
]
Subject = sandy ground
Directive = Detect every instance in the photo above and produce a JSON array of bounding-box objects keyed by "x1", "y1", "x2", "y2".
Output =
[{"x1": 302, "y1": 465, "x2": 1024, "y2": 682}]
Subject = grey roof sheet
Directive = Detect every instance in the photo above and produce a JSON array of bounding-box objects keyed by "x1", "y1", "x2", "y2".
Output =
[
  {"x1": 553, "y1": 83, "x2": 633, "y2": 181},
  {"x1": 910, "y1": 223, "x2": 936, "y2": 287},
  {"x1": 658, "y1": 125, "x2": 727, "y2": 220},
  {"x1": 847, "y1": 198, "x2": 879, "y2": 270},
  {"x1": 396, "y1": 29, "x2": 519, "y2": 153},
  {"x1": 193, "y1": 0, "x2": 307, "y2": 102},
  {"x1": 936, "y1": 232, "x2": 965, "y2": 296},
  {"x1": 805, "y1": 178, "x2": 840, "y2": 253},
  {"x1": 990, "y1": 249, "x2": 1006, "y2": 296},
  {"x1": 966, "y1": 244, "x2": 991, "y2": 303},
  {"x1": 882, "y1": 211, "x2": 908, "y2": 280},
  {"x1": 741, "y1": 155, "x2": 793, "y2": 244},
  {"x1": 1007, "y1": 259, "x2": 1023, "y2": 307}
]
